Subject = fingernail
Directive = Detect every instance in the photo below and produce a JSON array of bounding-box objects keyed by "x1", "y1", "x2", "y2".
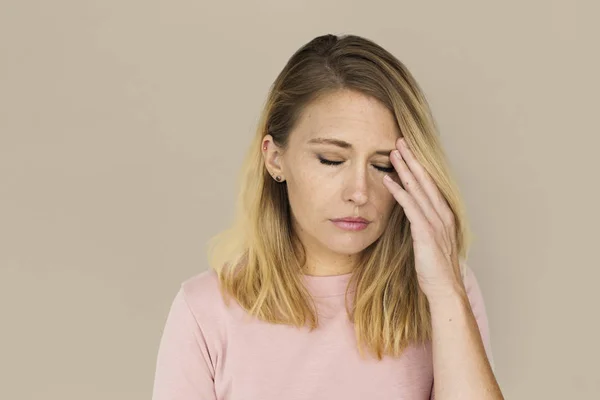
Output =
[
  {"x1": 393, "y1": 150, "x2": 401, "y2": 159},
  {"x1": 384, "y1": 174, "x2": 392, "y2": 182}
]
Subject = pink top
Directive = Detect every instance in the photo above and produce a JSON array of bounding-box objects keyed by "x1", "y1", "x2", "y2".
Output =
[{"x1": 152, "y1": 265, "x2": 494, "y2": 400}]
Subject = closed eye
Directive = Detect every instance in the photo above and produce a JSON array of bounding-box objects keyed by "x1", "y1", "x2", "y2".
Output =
[{"x1": 318, "y1": 157, "x2": 395, "y2": 173}]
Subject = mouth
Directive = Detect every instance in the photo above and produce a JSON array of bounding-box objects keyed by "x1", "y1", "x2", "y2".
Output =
[
  {"x1": 330, "y1": 217, "x2": 371, "y2": 231},
  {"x1": 331, "y1": 217, "x2": 370, "y2": 223}
]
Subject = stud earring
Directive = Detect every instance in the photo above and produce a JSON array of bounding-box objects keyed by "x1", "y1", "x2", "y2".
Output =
[{"x1": 275, "y1": 176, "x2": 282, "y2": 182}]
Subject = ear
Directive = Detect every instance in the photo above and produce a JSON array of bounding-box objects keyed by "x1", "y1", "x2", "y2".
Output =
[{"x1": 262, "y1": 134, "x2": 285, "y2": 181}]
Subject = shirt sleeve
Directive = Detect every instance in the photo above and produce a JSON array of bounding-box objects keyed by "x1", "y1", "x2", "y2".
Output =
[
  {"x1": 429, "y1": 264, "x2": 495, "y2": 400},
  {"x1": 152, "y1": 287, "x2": 218, "y2": 400}
]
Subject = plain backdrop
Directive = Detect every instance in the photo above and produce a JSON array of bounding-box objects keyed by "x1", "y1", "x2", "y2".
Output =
[{"x1": 1, "y1": 1, "x2": 599, "y2": 399}]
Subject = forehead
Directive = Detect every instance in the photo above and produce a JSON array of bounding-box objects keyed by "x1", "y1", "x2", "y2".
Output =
[{"x1": 291, "y1": 90, "x2": 400, "y2": 145}]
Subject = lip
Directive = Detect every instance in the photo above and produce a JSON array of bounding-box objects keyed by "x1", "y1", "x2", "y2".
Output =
[
  {"x1": 330, "y1": 217, "x2": 371, "y2": 232},
  {"x1": 331, "y1": 217, "x2": 370, "y2": 223},
  {"x1": 332, "y1": 217, "x2": 370, "y2": 224}
]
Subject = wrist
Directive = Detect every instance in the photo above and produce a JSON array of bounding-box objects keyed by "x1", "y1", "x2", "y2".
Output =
[{"x1": 426, "y1": 284, "x2": 469, "y2": 312}]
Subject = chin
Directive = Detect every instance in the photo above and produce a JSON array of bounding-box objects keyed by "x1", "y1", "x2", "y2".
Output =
[{"x1": 324, "y1": 236, "x2": 376, "y2": 256}]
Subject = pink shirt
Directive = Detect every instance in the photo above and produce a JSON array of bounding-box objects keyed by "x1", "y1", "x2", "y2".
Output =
[{"x1": 152, "y1": 265, "x2": 493, "y2": 400}]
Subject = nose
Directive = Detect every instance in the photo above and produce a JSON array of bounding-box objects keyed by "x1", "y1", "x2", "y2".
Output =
[{"x1": 344, "y1": 165, "x2": 369, "y2": 206}]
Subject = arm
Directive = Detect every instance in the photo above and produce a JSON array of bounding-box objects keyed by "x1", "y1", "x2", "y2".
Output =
[
  {"x1": 381, "y1": 139, "x2": 501, "y2": 399},
  {"x1": 152, "y1": 287, "x2": 218, "y2": 400},
  {"x1": 429, "y1": 266, "x2": 502, "y2": 400}
]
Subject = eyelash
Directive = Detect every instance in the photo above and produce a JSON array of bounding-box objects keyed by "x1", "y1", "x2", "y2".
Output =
[{"x1": 318, "y1": 157, "x2": 395, "y2": 173}]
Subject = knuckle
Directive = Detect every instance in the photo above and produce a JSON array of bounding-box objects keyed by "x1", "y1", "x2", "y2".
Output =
[{"x1": 443, "y1": 210, "x2": 455, "y2": 225}]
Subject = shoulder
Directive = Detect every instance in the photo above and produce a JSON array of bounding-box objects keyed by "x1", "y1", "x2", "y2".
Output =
[
  {"x1": 460, "y1": 260, "x2": 485, "y2": 304},
  {"x1": 169, "y1": 268, "x2": 230, "y2": 344},
  {"x1": 457, "y1": 259, "x2": 490, "y2": 329},
  {"x1": 459, "y1": 260, "x2": 491, "y2": 335},
  {"x1": 459, "y1": 260, "x2": 496, "y2": 369},
  {"x1": 179, "y1": 268, "x2": 225, "y2": 316},
  {"x1": 181, "y1": 268, "x2": 221, "y2": 299}
]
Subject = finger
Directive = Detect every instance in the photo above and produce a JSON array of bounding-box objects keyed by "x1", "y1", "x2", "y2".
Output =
[
  {"x1": 382, "y1": 174, "x2": 432, "y2": 242},
  {"x1": 397, "y1": 138, "x2": 454, "y2": 226},
  {"x1": 390, "y1": 147, "x2": 443, "y2": 230}
]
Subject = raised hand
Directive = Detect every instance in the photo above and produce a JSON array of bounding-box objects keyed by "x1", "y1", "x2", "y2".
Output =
[{"x1": 382, "y1": 137, "x2": 465, "y2": 300}]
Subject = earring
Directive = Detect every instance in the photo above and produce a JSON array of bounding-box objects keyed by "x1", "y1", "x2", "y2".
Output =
[
  {"x1": 263, "y1": 143, "x2": 268, "y2": 150},
  {"x1": 275, "y1": 175, "x2": 282, "y2": 182}
]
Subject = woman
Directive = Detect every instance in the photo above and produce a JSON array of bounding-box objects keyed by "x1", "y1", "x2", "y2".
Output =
[{"x1": 152, "y1": 34, "x2": 504, "y2": 400}]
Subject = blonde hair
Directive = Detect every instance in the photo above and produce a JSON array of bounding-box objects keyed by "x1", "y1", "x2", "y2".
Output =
[{"x1": 206, "y1": 34, "x2": 472, "y2": 360}]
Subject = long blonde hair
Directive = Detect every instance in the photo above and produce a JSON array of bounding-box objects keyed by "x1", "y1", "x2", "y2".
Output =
[{"x1": 206, "y1": 34, "x2": 472, "y2": 360}]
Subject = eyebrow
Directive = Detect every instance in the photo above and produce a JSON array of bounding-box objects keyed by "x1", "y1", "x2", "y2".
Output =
[{"x1": 307, "y1": 137, "x2": 394, "y2": 156}]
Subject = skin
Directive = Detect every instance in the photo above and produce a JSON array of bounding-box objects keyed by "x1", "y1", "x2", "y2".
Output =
[
  {"x1": 263, "y1": 88, "x2": 504, "y2": 399},
  {"x1": 384, "y1": 129, "x2": 504, "y2": 399},
  {"x1": 262, "y1": 88, "x2": 402, "y2": 276}
]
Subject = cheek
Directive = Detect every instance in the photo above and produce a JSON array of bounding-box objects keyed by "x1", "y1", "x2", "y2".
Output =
[
  {"x1": 294, "y1": 164, "x2": 332, "y2": 197},
  {"x1": 293, "y1": 171, "x2": 322, "y2": 198},
  {"x1": 287, "y1": 171, "x2": 328, "y2": 215},
  {"x1": 374, "y1": 186, "x2": 398, "y2": 217}
]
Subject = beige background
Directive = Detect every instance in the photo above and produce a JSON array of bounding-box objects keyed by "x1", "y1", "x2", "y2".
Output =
[{"x1": 1, "y1": 1, "x2": 598, "y2": 399}]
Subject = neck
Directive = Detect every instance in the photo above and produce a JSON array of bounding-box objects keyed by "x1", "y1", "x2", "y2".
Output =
[{"x1": 302, "y1": 250, "x2": 358, "y2": 276}]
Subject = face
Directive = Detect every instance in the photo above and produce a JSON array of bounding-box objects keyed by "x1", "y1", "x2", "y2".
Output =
[{"x1": 263, "y1": 89, "x2": 402, "y2": 274}]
